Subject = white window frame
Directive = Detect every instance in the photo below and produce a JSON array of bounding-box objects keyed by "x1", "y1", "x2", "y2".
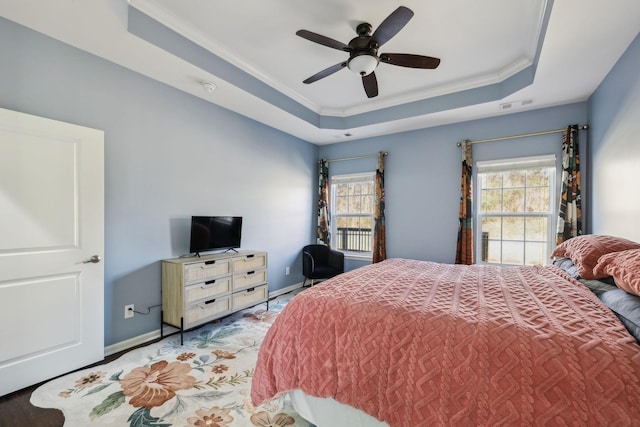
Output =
[
  {"x1": 475, "y1": 155, "x2": 556, "y2": 266},
  {"x1": 330, "y1": 172, "x2": 376, "y2": 260}
]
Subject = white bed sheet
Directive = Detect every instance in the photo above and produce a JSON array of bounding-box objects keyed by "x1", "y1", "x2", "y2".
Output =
[{"x1": 289, "y1": 389, "x2": 389, "y2": 427}]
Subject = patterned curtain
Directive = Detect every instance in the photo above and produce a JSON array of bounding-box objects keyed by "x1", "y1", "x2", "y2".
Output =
[
  {"x1": 556, "y1": 124, "x2": 582, "y2": 244},
  {"x1": 455, "y1": 140, "x2": 474, "y2": 264},
  {"x1": 316, "y1": 159, "x2": 331, "y2": 246},
  {"x1": 372, "y1": 152, "x2": 387, "y2": 263}
]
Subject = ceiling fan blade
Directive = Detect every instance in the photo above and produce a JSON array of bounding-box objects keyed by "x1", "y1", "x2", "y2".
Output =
[
  {"x1": 303, "y1": 62, "x2": 347, "y2": 84},
  {"x1": 371, "y1": 6, "x2": 414, "y2": 47},
  {"x1": 380, "y1": 53, "x2": 441, "y2": 69},
  {"x1": 296, "y1": 30, "x2": 351, "y2": 51},
  {"x1": 362, "y1": 72, "x2": 378, "y2": 98}
]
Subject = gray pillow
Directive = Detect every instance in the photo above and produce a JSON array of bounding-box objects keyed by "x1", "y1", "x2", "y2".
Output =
[
  {"x1": 554, "y1": 257, "x2": 618, "y2": 292},
  {"x1": 553, "y1": 257, "x2": 580, "y2": 279},
  {"x1": 599, "y1": 289, "x2": 640, "y2": 343},
  {"x1": 579, "y1": 279, "x2": 618, "y2": 295}
]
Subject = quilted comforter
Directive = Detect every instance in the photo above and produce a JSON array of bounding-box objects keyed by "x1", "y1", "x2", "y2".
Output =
[{"x1": 251, "y1": 259, "x2": 640, "y2": 426}]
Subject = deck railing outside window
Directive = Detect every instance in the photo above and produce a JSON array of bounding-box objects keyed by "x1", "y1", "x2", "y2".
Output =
[{"x1": 336, "y1": 227, "x2": 372, "y2": 252}]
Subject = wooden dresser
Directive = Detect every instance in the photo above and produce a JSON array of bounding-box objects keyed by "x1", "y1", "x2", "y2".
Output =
[{"x1": 161, "y1": 250, "x2": 268, "y2": 343}]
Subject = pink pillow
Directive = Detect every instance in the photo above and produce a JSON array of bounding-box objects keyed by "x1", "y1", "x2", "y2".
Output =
[
  {"x1": 593, "y1": 249, "x2": 640, "y2": 296},
  {"x1": 551, "y1": 235, "x2": 640, "y2": 279}
]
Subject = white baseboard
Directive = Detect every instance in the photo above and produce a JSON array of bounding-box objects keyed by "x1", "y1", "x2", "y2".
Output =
[
  {"x1": 104, "y1": 327, "x2": 177, "y2": 357},
  {"x1": 269, "y1": 281, "x2": 304, "y2": 298},
  {"x1": 104, "y1": 282, "x2": 304, "y2": 357}
]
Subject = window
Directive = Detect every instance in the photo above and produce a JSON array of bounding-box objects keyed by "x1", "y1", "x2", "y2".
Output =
[
  {"x1": 476, "y1": 155, "x2": 556, "y2": 265},
  {"x1": 331, "y1": 173, "x2": 375, "y2": 257}
]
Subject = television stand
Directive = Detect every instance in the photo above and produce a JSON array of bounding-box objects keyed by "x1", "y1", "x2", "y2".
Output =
[{"x1": 193, "y1": 248, "x2": 239, "y2": 258}]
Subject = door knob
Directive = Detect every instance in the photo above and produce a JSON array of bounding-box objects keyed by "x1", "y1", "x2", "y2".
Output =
[{"x1": 83, "y1": 255, "x2": 102, "y2": 264}]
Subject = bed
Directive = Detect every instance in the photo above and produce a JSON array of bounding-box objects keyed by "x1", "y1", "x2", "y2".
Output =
[{"x1": 251, "y1": 235, "x2": 640, "y2": 426}]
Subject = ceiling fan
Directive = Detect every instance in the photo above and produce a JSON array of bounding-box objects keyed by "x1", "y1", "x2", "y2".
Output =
[{"x1": 296, "y1": 6, "x2": 440, "y2": 98}]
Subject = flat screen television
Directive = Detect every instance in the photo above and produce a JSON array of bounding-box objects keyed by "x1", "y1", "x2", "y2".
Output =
[{"x1": 189, "y1": 216, "x2": 242, "y2": 255}]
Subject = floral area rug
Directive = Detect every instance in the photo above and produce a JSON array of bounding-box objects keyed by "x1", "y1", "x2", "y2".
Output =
[{"x1": 31, "y1": 289, "x2": 310, "y2": 427}]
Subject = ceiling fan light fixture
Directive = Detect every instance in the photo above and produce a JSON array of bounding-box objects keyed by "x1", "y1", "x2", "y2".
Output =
[
  {"x1": 347, "y1": 54, "x2": 379, "y2": 76},
  {"x1": 296, "y1": 7, "x2": 439, "y2": 98}
]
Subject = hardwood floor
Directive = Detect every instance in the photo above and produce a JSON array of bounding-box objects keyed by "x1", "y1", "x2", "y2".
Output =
[
  {"x1": 0, "y1": 339, "x2": 161, "y2": 427},
  {"x1": 0, "y1": 383, "x2": 63, "y2": 427}
]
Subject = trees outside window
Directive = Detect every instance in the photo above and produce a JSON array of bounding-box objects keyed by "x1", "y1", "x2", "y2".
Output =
[
  {"x1": 331, "y1": 173, "x2": 375, "y2": 257},
  {"x1": 477, "y1": 156, "x2": 556, "y2": 265}
]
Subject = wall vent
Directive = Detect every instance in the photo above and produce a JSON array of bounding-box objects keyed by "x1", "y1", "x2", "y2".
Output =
[{"x1": 499, "y1": 99, "x2": 534, "y2": 111}]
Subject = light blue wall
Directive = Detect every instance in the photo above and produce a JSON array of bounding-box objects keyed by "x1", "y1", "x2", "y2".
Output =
[
  {"x1": 587, "y1": 33, "x2": 640, "y2": 242},
  {"x1": 0, "y1": 18, "x2": 317, "y2": 346},
  {"x1": 319, "y1": 103, "x2": 588, "y2": 269}
]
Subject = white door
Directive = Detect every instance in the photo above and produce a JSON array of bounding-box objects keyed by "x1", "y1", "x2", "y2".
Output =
[{"x1": 0, "y1": 108, "x2": 104, "y2": 396}]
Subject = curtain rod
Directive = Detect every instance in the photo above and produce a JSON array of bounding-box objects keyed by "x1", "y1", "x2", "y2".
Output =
[
  {"x1": 456, "y1": 124, "x2": 589, "y2": 147},
  {"x1": 319, "y1": 151, "x2": 388, "y2": 163}
]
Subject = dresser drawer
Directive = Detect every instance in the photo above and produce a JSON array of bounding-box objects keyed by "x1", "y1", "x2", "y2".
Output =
[
  {"x1": 184, "y1": 296, "x2": 232, "y2": 328},
  {"x1": 184, "y1": 277, "x2": 231, "y2": 305},
  {"x1": 184, "y1": 259, "x2": 231, "y2": 285},
  {"x1": 232, "y1": 253, "x2": 267, "y2": 273},
  {"x1": 233, "y1": 269, "x2": 267, "y2": 291},
  {"x1": 232, "y1": 285, "x2": 268, "y2": 311}
]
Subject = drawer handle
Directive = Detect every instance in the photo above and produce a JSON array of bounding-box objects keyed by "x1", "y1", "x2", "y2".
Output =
[
  {"x1": 246, "y1": 254, "x2": 255, "y2": 259},
  {"x1": 204, "y1": 279, "x2": 216, "y2": 285},
  {"x1": 246, "y1": 287, "x2": 256, "y2": 293},
  {"x1": 246, "y1": 271, "x2": 255, "y2": 276},
  {"x1": 205, "y1": 260, "x2": 216, "y2": 265},
  {"x1": 204, "y1": 298, "x2": 216, "y2": 305}
]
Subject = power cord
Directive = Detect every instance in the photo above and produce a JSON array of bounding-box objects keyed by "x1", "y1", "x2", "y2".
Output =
[{"x1": 132, "y1": 304, "x2": 161, "y2": 315}]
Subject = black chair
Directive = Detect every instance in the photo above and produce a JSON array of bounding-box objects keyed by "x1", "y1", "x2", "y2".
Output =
[{"x1": 302, "y1": 244, "x2": 344, "y2": 286}]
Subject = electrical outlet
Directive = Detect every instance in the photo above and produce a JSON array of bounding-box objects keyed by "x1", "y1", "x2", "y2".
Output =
[
  {"x1": 285, "y1": 266, "x2": 290, "y2": 275},
  {"x1": 124, "y1": 304, "x2": 135, "y2": 319}
]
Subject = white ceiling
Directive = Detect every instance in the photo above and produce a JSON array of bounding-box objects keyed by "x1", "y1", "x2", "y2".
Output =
[{"x1": 1, "y1": 0, "x2": 639, "y2": 144}]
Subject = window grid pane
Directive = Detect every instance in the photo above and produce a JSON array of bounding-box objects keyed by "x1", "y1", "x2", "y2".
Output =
[
  {"x1": 525, "y1": 241, "x2": 547, "y2": 265},
  {"x1": 332, "y1": 176, "x2": 375, "y2": 254},
  {"x1": 478, "y1": 165, "x2": 554, "y2": 265}
]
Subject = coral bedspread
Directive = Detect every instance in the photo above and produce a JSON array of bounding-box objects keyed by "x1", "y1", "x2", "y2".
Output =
[{"x1": 251, "y1": 259, "x2": 640, "y2": 426}]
